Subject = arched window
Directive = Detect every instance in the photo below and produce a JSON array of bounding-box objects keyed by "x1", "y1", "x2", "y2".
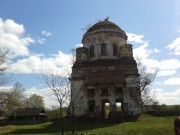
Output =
[
  {"x1": 113, "y1": 44, "x2": 117, "y2": 56},
  {"x1": 101, "y1": 43, "x2": 107, "y2": 56},
  {"x1": 90, "y1": 45, "x2": 94, "y2": 58}
]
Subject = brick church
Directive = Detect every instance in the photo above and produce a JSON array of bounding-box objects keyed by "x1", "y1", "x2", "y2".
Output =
[{"x1": 70, "y1": 18, "x2": 141, "y2": 119}]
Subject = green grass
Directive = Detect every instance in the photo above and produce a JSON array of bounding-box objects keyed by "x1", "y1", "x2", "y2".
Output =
[{"x1": 0, "y1": 115, "x2": 175, "y2": 135}]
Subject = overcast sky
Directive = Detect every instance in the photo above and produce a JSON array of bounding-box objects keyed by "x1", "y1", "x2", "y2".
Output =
[{"x1": 0, "y1": 0, "x2": 180, "y2": 107}]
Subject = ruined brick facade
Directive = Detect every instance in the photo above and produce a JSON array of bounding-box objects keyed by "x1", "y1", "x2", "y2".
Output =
[{"x1": 70, "y1": 19, "x2": 141, "y2": 119}]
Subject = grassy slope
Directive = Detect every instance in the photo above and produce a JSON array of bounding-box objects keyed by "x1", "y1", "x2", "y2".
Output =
[{"x1": 0, "y1": 115, "x2": 175, "y2": 135}]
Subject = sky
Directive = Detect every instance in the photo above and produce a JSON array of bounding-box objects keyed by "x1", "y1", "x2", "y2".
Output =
[{"x1": 0, "y1": 0, "x2": 180, "y2": 108}]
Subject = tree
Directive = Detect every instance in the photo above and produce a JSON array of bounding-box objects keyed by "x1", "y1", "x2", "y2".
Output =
[
  {"x1": 0, "y1": 92, "x2": 9, "y2": 113},
  {"x1": 27, "y1": 94, "x2": 45, "y2": 108},
  {"x1": 0, "y1": 48, "x2": 13, "y2": 115},
  {"x1": 46, "y1": 105, "x2": 68, "y2": 120},
  {"x1": 41, "y1": 68, "x2": 70, "y2": 135},
  {"x1": 69, "y1": 80, "x2": 85, "y2": 134},
  {"x1": 6, "y1": 82, "x2": 25, "y2": 117},
  {"x1": 136, "y1": 57, "x2": 157, "y2": 109},
  {"x1": 69, "y1": 48, "x2": 86, "y2": 134},
  {"x1": 0, "y1": 48, "x2": 10, "y2": 87}
]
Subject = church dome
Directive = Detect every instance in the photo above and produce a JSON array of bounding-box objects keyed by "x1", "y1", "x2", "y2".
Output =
[{"x1": 82, "y1": 18, "x2": 127, "y2": 41}]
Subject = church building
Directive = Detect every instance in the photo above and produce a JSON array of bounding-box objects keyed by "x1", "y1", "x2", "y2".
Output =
[{"x1": 70, "y1": 18, "x2": 141, "y2": 119}]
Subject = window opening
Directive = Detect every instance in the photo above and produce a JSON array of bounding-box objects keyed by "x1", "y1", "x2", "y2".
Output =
[
  {"x1": 113, "y1": 44, "x2": 117, "y2": 56},
  {"x1": 101, "y1": 99, "x2": 110, "y2": 119},
  {"x1": 88, "y1": 88, "x2": 95, "y2": 97},
  {"x1": 90, "y1": 45, "x2": 94, "y2": 58},
  {"x1": 88, "y1": 100, "x2": 95, "y2": 112},
  {"x1": 105, "y1": 103, "x2": 110, "y2": 119},
  {"x1": 101, "y1": 87, "x2": 108, "y2": 96},
  {"x1": 115, "y1": 87, "x2": 123, "y2": 95},
  {"x1": 116, "y1": 102, "x2": 122, "y2": 112},
  {"x1": 101, "y1": 43, "x2": 107, "y2": 56}
]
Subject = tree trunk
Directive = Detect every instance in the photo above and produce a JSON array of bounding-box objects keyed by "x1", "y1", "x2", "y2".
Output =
[
  {"x1": 60, "y1": 106, "x2": 64, "y2": 135},
  {"x1": 72, "y1": 107, "x2": 75, "y2": 134}
]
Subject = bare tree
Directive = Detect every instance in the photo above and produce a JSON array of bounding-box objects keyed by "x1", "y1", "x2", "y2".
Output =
[
  {"x1": 68, "y1": 48, "x2": 85, "y2": 134},
  {"x1": 136, "y1": 57, "x2": 157, "y2": 109},
  {"x1": 69, "y1": 80, "x2": 85, "y2": 134},
  {"x1": 0, "y1": 48, "x2": 9, "y2": 87},
  {"x1": 65, "y1": 48, "x2": 86, "y2": 134},
  {"x1": 41, "y1": 68, "x2": 70, "y2": 135},
  {"x1": 0, "y1": 48, "x2": 13, "y2": 114}
]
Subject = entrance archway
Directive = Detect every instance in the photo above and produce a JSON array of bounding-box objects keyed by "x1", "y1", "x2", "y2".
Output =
[
  {"x1": 101, "y1": 99, "x2": 110, "y2": 119},
  {"x1": 115, "y1": 99, "x2": 123, "y2": 118}
]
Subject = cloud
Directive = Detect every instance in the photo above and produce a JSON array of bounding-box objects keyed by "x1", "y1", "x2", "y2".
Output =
[
  {"x1": 140, "y1": 58, "x2": 180, "y2": 77},
  {"x1": 10, "y1": 55, "x2": 42, "y2": 74},
  {"x1": 157, "y1": 70, "x2": 176, "y2": 76},
  {"x1": 163, "y1": 77, "x2": 180, "y2": 85},
  {"x1": 42, "y1": 30, "x2": 52, "y2": 37},
  {"x1": 25, "y1": 86, "x2": 70, "y2": 108},
  {"x1": 0, "y1": 18, "x2": 35, "y2": 58},
  {"x1": 133, "y1": 41, "x2": 150, "y2": 59},
  {"x1": 154, "y1": 48, "x2": 160, "y2": 53},
  {"x1": 166, "y1": 37, "x2": 180, "y2": 55},
  {"x1": 42, "y1": 51, "x2": 72, "y2": 76},
  {"x1": 0, "y1": 17, "x2": 74, "y2": 76},
  {"x1": 155, "y1": 88, "x2": 180, "y2": 105},
  {"x1": 24, "y1": 87, "x2": 59, "y2": 108},
  {"x1": 10, "y1": 51, "x2": 72, "y2": 74},
  {"x1": 172, "y1": 24, "x2": 180, "y2": 33},
  {"x1": 36, "y1": 38, "x2": 46, "y2": 44},
  {"x1": 144, "y1": 58, "x2": 180, "y2": 71},
  {"x1": 176, "y1": 25, "x2": 180, "y2": 33},
  {"x1": 0, "y1": 86, "x2": 12, "y2": 92},
  {"x1": 75, "y1": 44, "x2": 83, "y2": 48},
  {"x1": 132, "y1": 35, "x2": 180, "y2": 77},
  {"x1": 0, "y1": 18, "x2": 24, "y2": 35},
  {"x1": 126, "y1": 33, "x2": 144, "y2": 43}
]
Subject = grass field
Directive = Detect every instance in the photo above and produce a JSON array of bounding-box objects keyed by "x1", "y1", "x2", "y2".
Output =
[{"x1": 0, "y1": 115, "x2": 175, "y2": 135}]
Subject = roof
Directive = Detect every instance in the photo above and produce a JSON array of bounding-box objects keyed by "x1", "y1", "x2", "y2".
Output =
[
  {"x1": 15, "y1": 108, "x2": 45, "y2": 116},
  {"x1": 87, "y1": 20, "x2": 122, "y2": 33},
  {"x1": 83, "y1": 18, "x2": 127, "y2": 40}
]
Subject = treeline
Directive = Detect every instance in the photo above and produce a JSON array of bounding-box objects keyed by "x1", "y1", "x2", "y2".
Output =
[
  {"x1": 0, "y1": 82, "x2": 45, "y2": 116},
  {"x1": 145, "y1": 104, "x2": 180, "y2": 117},
  {"x1": 46, "y1": 106, "x2": 68, "y2": 121}
]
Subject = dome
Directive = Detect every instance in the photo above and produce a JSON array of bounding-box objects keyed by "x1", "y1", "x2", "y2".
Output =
[{"x1": 83, "y1": 18, "x2": 127, "y2": 41}]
